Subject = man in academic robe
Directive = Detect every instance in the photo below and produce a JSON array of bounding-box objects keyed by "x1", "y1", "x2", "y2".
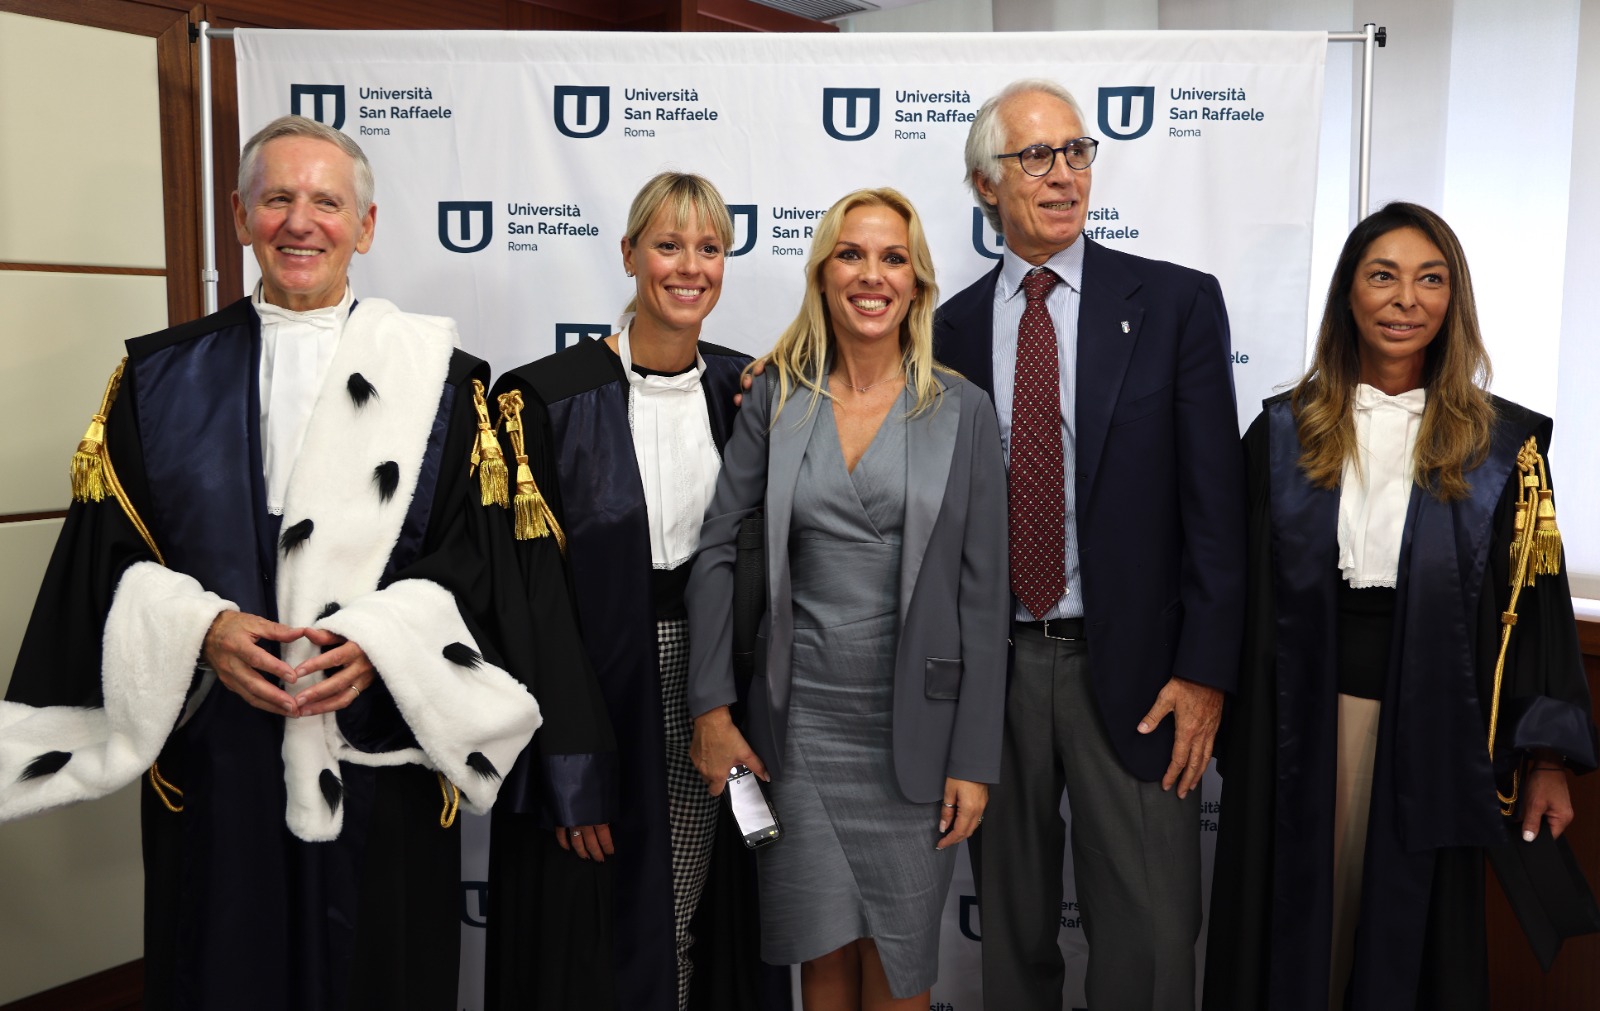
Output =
[{"x1": 0, "y1": 115, "x2": 582, "y2": 1010}]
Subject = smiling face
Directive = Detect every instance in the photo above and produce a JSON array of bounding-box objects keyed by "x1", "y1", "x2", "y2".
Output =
[
  {"x1": 621, "y1": 201, "x2": 725, "y2": 339},
  {"x1": 1348, "y1": 226, "x2": 1451, "y2": 388},
  {"x1": 233, "y1": 135, "x2": 375, "y2": 311},
  {"x1": 974, "y1": 90, "x2": 1092, "y2": 265},
  {"x1": 822, "y1": 203, "x2": 918, "y2": 352}
]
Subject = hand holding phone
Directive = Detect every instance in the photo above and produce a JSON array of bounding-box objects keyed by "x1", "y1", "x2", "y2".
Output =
[{"x1": 726, "y1": 765, "x2": 781, "y2": 849}]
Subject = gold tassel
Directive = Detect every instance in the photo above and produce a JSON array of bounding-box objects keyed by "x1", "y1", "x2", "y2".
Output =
[
  {"x1": 71, "y1": 359, "x2": 127, "y2": 503},
  {"x1": 1487, "y1": 435, "x2": 1561, "y2": 815},
  {"x1": 1533, "y1": 487, "x2": 1562, "y2": 577},
  {"x1": 469, "y1": 379, "x2": 508, "y2": 508},
  {"x1": 496, "y1": 390, "x2": 567, "y2": 552}
]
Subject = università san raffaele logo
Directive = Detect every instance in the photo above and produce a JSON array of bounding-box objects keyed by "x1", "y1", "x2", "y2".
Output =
[
  {"x1": 1097, "y1": 85, "x2": 1156, "y2": 141},
  {"x1": 290, "y1": 84, "x2": 346, "y2": 130},
  {"x1": 726, "y1": 204, "x2": 758, "y2": 258},
  {"x1": 554, "y1": 85, "x2": 611, "y2": 139},
  {"x1": 821, "y1": 87, "x2": 881, "y2": 141},
  {"x1": 555, "y1": 323, "x2": 612, "y2": 352},
  {"x1": 971, "y1": 208, "x2": 1003, "y2": 261},
  {"x1": 438, "y1": 201, "x2": 493, "y2": 254}
]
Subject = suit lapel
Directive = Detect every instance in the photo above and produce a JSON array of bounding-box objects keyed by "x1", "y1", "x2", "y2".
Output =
[
  {"x1": 1075, "y1": 241, "x2": 1144, "y2": 501},
  {"x1": 935, "y1": 265, "x2": 1001, "y2": 395},
  {"x1": 899, "y1": 377, "x2": 960, "y2": 630}
]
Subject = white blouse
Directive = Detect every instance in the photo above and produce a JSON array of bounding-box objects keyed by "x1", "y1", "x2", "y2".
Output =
[
  {"x1": 1337, "y1": 383, "x2": 1426, "y2": 588},
  {"x1": 618, "y1": 326, "x2": 722, "y2": 570},
  {"x1": 255, "y1": 284, "x2": 352, "y2": 515}
]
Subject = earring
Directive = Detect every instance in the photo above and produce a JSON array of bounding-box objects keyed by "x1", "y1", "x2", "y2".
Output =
[{"x1": 625, "y1": 270, "x2": 634, "y2": 277}]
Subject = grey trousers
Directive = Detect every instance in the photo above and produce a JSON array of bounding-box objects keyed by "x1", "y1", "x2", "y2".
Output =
[{"x1": 972, "y1": 624, "x2": 1202, "y2": 1010}]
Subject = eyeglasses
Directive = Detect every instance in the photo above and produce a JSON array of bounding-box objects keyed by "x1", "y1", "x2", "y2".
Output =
[{"x1": 995, "y1": 138, "x2": 1100, "y2": 176}]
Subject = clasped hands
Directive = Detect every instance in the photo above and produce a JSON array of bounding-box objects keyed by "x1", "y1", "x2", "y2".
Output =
[{"x1": 202, "y1": 610, "x2": 377, "y2": 718}]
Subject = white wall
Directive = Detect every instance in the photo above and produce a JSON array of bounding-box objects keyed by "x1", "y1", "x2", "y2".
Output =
[{"x1": 0, "y1": 10, "x2": 165, "y2": 1003}]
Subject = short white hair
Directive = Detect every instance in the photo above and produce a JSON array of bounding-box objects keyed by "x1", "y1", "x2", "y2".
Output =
[
  {"x1": 964, "y1": 80, "x2": 1086, "y2": 233},
  {"x1": 237, "y1": 115, "x2": 375, "y2": 212}
]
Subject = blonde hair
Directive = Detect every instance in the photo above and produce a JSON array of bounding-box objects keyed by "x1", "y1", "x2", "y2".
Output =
[
  {"x1": 622, "y1": 172, "x2": 734, "y2": 316},
  {"x1": 760, "y1": 188, "x2": 948, "y2": 424},
  {"x1": 1291, "y1": 201, "x2": 1494, "y2": 501}
]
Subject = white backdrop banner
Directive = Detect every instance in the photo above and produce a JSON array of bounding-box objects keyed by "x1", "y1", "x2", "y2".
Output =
[{"x1": 236, "y1": 28, "x2": 1326, "y2": 1011}]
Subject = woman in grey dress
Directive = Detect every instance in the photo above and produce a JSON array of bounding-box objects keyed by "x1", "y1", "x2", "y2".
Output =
[{"x1": 686, "y1": 189, "x2": 1010, "y2": 1009}]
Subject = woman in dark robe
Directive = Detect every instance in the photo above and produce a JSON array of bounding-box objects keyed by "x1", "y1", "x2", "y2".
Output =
[
  {"x1": 486, "y1": 172, "x2": 777, "y2": 1011},
  {"x1": 1203, "y1": 202, "x2": 1597, "y2": 1010}
]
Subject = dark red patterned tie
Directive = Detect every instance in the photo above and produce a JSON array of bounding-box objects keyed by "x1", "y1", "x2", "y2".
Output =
[{"x1": 1009, "y1": 268, "x2": 1066, "y2": 619}]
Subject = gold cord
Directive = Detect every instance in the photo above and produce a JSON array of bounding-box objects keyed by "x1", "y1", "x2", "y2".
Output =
[
  {"x1": 148, "y1": 762, "x2": 184, "y2": 813},
  {"x1": 1487, "y1": 436, "x2": 1562, "y2": 815},
  {"x1": 436, "y1": 772, "x2": 460, "y2": 828}
]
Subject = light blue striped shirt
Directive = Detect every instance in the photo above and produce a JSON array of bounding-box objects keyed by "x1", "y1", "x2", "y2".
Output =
[{"x1": 992, "y1": 238, "x2": 1085, "y2": 621}]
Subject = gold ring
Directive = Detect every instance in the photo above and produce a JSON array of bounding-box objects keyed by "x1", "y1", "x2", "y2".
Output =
[{"x1": 349, "y1": 684, "x2": 361, "y2": 696}]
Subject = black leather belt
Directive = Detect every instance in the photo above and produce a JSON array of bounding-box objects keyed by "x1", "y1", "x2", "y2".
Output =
[{"x1": 1015, "y1": 618, "x2": 1086, "y2": 641}]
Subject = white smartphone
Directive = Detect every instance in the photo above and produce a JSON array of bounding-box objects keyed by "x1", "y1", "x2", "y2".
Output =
[{"x1": 726, "y1": 765, "x2": 781, "y2": 849}]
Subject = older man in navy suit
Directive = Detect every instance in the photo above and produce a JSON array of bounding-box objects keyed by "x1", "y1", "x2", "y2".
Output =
[{"x1": 933, "y1": 79, "x2": 1246, "y2": 1010}]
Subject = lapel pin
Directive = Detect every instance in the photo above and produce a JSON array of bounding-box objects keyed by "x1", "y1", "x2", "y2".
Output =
[{"x1": 1120, "y1": 321, "x2": 1131, "y2": 334}]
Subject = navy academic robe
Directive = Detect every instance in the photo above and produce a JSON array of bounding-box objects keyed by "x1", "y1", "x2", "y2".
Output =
[
  {"x1": 1204, "y1": 394, "x2": 1597, "y2": 1011},
  {"x1": 4, "y1": 298, "x2": 566, "y2": 1010},
  {"x1": 486, "y1": 337, "x2": 784, "y2": 1011}
]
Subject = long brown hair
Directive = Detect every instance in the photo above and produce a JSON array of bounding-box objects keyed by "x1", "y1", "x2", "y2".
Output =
[{"x1": 1291, "y1": 201, "x2": 1493, "y2": 500}]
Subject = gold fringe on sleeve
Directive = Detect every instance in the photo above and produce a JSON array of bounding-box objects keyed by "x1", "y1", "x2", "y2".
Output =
[
  {"x1": 1487, "y1": 435, "x2": 1565, "y2": 814},
  {"x1": 495, "y1": 390, "x2": 566, "y2": 552},
  {"x1": 468, "y1": 379, "x2": 509, "y2": 508},
  {"x1": 72, "y1": 359, "x2": 126, "y2": 503},
  {"x1": 70, "y1": 357, "x2": 164, "y2": 565}
]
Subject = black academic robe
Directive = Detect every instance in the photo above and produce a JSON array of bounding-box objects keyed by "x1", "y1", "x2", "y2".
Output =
[
  {"x1": 1204, "y1": 393, "x2": 1598, "y2": 1011},
  {"x1": 2, "y1": 297, "x2": 564, "y2": 1011},
  {"x1": 486, "y1": 337, "x2": 785, "y2": 1011}
]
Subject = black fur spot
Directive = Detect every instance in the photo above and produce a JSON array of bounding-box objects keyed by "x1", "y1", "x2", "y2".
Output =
[
  {"x1": 373, "y1": 461, "x2": 399, "y2": 503},
  {"x1": 465, "y1": 752, "x2": 500, "y2": 782},
  {"x1": 442, "y1": 642, "x2": 483, "y2": 670},
  {"x1": 20, "y1": 751, "x2": 71, "y2": 782},
  {"x1": 316, "y1": 601, "x2": 341, "y2": 621},
  {"x1": 347, "y1": 373, "x2": 378, "y2": 407},
  {"x1": 319, "y1": 769, "x2": 343, "y2": 815},
  {"x1": 280, "y1": 519, "x2": 314, "y2": 554}
]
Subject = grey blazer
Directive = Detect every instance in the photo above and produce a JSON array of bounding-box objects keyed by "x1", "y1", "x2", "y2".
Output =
[{"x1": 686, "y1": 371, "x2": 1009, "y2": 804}]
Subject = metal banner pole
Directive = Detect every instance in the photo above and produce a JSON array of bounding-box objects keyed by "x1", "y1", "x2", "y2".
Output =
[
  {"x1": 1328, "y1": 23, "x2": 1386, "y2": 222},
  {"x1": 198, "y1": 21, "x2": 218, "y2": 314}
]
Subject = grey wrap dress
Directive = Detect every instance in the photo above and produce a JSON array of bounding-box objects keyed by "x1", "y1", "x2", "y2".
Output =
[{"x1": 758, "y1": 389, "x2": 957, "y2": 997}]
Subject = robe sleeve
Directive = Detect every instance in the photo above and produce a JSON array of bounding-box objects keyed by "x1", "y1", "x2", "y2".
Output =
[
  {"x1": 1, "y1": 364, "x2": 235, "y2": 821},
  {"x1": 1482, "y1": 440, "x2": 1598, "y2": 775},
  {"x1": 1201, "y1": 409, "x2": 1277, "y2": 1011},
  {"x1": 487, "y1": 371, "x2": 617, "y2": 829}
]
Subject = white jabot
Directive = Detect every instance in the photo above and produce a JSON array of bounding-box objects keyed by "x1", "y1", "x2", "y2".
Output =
[
  {"x1": 618, "y1": 326, "x2": 721, "y2": 569},
  {"x1": 1337, "y1": 384, "x2": 1427, "y2": 587},
  {"x1": 256, "y1": 284, "x2": 353, "y2": 515}
]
